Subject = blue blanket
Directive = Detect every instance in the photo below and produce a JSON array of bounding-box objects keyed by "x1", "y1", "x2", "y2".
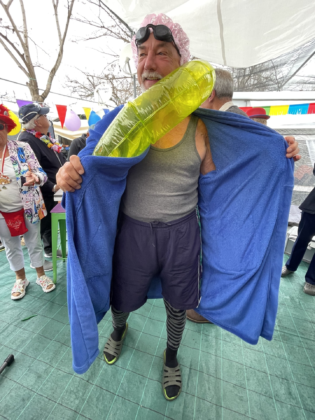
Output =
[{"x1": 64, "y1": 106, "x2": 293, "y2": 374}]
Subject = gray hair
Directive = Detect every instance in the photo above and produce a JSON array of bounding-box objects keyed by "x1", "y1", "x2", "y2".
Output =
[
  {"x1": 214, "y1": 69, "x2": 234, "y2": 99},
  {"x1": 22, "y1": 115, "x2": 39, "y2": 130},
  {"x1": 251, "y1": 117, "x2": 267, "y2": 126}
]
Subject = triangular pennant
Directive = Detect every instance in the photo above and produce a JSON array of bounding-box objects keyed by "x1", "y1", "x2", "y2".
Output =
[
  {"x1": 88, "y1": 110, "x2": 101, "y2": 126},
  {"x1": 16, "y1": 99, "x2": 33, "y2": 108},
  {"x1": 308, "y1": 103, "x2": 315, "y2": 114},
  {"x1": 83, "y1": 107, "x2": 91, "y2": 121},
  {"x1": 56, "y1": 105, "x2": 67, "y2": 128}
]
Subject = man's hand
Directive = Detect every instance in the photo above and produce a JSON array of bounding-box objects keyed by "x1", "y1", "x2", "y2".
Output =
[
  {"x1": 53, "y1": 185, "x2": 60, "y2": 193},
  {"x1": 23, "y1": 171, "x2": 39, "y2": 186},
  {"x1": 284, "y1": 136, "x2": 300, "y2": 162},
  {"x1": 56, "y1": 155, "x2": 84, "y2": 192}
]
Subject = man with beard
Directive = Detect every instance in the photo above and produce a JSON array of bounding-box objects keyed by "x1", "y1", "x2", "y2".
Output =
[{"x1": 57, "y1": 14, "x2": 299, "y2": 401}]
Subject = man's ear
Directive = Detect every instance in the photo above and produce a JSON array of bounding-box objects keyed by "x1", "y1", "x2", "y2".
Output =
[{"x1": 208, "y1": 89, "x2": 216, "y2": 103}]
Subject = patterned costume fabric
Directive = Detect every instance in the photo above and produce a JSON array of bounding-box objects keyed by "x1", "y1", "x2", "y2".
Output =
[
  {"x1": 131, "y1": 13, "x2": 190, "y2": 67},
  {"x1": 6, "y1": 140, "x2": 47, "y2": 224}
]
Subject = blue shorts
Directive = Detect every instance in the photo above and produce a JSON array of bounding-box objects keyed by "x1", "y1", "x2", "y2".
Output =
[{"x1": 111, "y1": 210, "x2": 201, "y2": 312}]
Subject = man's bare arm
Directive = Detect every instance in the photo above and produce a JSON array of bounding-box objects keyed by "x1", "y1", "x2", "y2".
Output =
[{"x1": 197, "y1": 119, "x2": 216, "y2": 175}]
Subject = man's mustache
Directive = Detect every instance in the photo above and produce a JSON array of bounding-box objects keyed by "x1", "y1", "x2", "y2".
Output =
[{"x1": 141, "y1": 71, "x2": 163, "y2": 82}]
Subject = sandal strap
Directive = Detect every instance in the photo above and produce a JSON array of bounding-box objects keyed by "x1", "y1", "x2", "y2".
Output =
[
  {"x1": 37, "y1": 275, "x2": 54, "y2": 289},
  {"x1": 12, "y1": 279, "x2": 26, "y2": 294},
  {"x1": 163, "y1": 365, "x2": 182, "y2": 388},
  {"x1": 104, "y1": 336, "x2": 123, "y2": 358},
  {"x1": 103, "y1": 324, "x2": 128, "y2": 359}
]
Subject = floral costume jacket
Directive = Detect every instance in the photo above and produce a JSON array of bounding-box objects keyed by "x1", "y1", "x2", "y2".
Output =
[{"x1": 7, "y1": 140, "x2": 48, "y2": 224}]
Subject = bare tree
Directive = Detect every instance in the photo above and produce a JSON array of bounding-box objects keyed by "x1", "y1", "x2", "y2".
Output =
[
  {"x1": 228, "y1": 38, "x2": 315, "y2": 92},
  {"x1": 0, "y1": 0, "x2": 75, "y2": 101},
  {"x1": 65, "y1": 0, "x2": 137, "y2": 106},
  {"x1": 65, "y1": 64, "x2": 140, "y2": 108},
  {"x1": 71, "y1": 0, "x2": 315, "y2": 101},
  {"x1": 74, "y1": 0, "x2": 132, "y2": 44}
]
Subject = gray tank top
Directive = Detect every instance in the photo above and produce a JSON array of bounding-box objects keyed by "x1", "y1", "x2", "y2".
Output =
[{"x1": 121, "y1": 115, "x2": 201, "y2": 222}]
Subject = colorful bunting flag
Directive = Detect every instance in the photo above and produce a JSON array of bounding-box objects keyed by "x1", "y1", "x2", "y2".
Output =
[
  {"x1": 308, "y1": 103, "x2": 315, "y2": 114},
  {"x1": 240, "y1": 103, "x2": 315, "y2": 116},
  {"x1": 288, "y1": 104, "x2": 309, "y2": 115},
  {"x1": 239, "y1": 107, "x2": 252, "y2": 114},
  {"x1": 55, "y1": 105, "x2": 67, "y2": 128},
  {"x1": 88, "y1": 111, "x2": 101, "y2": 126},
  {"x1": 269, "y1": 105, "x2": 290, "y2": 116},
  {"x1": 262, "y1": 106, "x2": 270, "y2": 115},
  {"x1": 83, "y1": 107, "x2": 91, "y2": 121},
  {"x1": 16, "y1": 99, "x2": 33, "y2": 108}
]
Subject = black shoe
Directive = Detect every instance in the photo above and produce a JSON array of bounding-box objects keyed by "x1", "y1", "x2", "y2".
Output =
[
  {"x1": 30, "y1": 260, "x2": 53, "y2": 272},
  {"x1": 45, "y1": 250, "x2": 66, "y2": 258}
]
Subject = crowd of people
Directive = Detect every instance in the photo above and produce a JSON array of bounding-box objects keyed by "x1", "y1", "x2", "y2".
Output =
[{"x1": 0, "y1": 12, "x2": 313, "y2": 402}]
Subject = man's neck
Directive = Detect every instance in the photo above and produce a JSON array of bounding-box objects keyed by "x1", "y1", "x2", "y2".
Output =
[
  {"x1": 218, "y1": 100, "x2": 234, "y2": 112},
  {"x1": 215, "y1": 97, "x2": 233, "y2": 111}
]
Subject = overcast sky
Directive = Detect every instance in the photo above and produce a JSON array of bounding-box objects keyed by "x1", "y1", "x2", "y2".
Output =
[
  {"x1": 0, "y1": 0, "x2": 128, "y2": 113},
  {"x1": 1, "y1": 0, "x2": 315, "y2": 116}
]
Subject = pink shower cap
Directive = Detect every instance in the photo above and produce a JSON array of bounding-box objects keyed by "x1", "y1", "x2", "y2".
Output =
[{"x1": 131, "y1": 13, "x2": 190, "y2": 67}]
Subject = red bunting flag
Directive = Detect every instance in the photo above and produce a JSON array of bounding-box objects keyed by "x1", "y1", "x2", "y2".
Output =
[
  {"x1": 308, "y1": 103, "x2": 315, "y2": 114},
  {"x1": 240, "y1": 107, "x2": 252, "y2": 114},
  {"x1": 55, "y1": 105, "x2": 67, "y2": 128}
]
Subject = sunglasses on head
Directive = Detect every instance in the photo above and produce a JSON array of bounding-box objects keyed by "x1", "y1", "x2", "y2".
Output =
[{"x1": 135, "y1": 24, "x2": 181, "y2": 57}]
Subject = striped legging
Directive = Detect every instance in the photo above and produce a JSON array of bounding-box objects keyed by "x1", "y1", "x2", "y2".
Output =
[{"x1": 111, "y1": 299, "x2": 186, "y2": 351}]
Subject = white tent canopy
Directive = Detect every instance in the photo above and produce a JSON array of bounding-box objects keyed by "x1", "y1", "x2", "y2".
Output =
[{"x1": 105, "y1": 0, "x2": 315, "y2": 68}]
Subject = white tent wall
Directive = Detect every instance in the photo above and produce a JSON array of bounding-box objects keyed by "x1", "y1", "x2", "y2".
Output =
[
  {"x1": 103, "y1": 0, "x2": 315, "y2": 67},
  {"x1": 232, "y1": 91, "x2": 315, "y2": 130}
]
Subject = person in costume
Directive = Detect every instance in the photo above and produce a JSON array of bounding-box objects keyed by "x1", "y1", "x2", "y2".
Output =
[
  {"x1": 281, "y1": 165, "x2": 315, "y2": 296},
  {"x1": 187, "y1": 70, "x2": 299, "y2": 324},
  {"x1": 0, "y1": 105, "x2": 55, "y2": 300},
  {"x1": 57, "y1": 14, "x2": 300, "y2": 401},
  {"x1": 18, "y1": 104, "x2": 66, "y2": 262}
]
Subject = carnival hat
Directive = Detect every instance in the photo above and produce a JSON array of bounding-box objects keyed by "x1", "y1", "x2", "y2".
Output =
[
  {"x1": 247, "y1": 107, "x2": 270, "y2": 120},
  {"x1": 19, "y1": 103, "x2": 50, "y2": 123},
  {"x1": 0, "y1": 104, "x2": 17, "y2": 133}
]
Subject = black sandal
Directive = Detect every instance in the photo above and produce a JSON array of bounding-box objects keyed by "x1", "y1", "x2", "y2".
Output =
[
  {"x1": 103, "y1": 323, "x2": 128, "y2": 365},
  {"x1": 162, "y1": 349, "x2": 182, "y2": 401}
]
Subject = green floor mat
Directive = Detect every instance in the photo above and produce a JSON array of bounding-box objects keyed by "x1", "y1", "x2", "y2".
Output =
[{"x1": 0, "y1": 248, "x2": 314, "y2": 420}]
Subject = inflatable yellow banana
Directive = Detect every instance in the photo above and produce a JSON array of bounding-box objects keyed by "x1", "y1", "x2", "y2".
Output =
[{"x1": 93, "y1": 60, "x2": 215, "y2": 158}]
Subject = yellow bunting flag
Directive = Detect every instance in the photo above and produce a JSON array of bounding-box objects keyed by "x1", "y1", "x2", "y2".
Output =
[
  {"x1": 83, "y1": 107, "x2": 91, "y2": 121},
  {"x1": 269, "y1": 105, "x2": 290, "y2": 116}
]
